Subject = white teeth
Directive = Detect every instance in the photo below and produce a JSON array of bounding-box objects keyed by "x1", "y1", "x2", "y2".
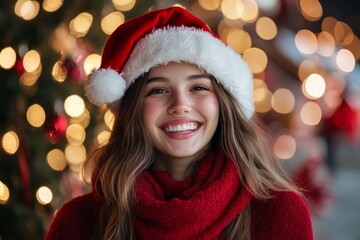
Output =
[{"x1": 164, "y1": 123, "x2": 198, "y2": 132}]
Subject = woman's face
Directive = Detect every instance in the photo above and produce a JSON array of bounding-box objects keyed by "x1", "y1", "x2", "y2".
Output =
[{"x1": 142, "y1": 62, "x2": 219, "y2": 161}]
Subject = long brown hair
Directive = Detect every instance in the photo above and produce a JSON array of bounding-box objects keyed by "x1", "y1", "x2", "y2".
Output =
[{"x1": 84, "y1": 71, "x2": 298, "y2": 239}]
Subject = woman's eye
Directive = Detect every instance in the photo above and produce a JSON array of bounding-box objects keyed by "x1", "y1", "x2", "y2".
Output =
[
  {"x1": 147, "y1": 88, "x2": 167, "y2": 95},
  {"x1": 192, "y1": 85, "x2": 209, "y2": 91}
]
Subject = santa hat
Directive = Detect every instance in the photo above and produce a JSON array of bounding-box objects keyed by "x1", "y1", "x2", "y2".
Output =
[{"x1": 85, "y1": 6, "x2": 254, "y2": 119}]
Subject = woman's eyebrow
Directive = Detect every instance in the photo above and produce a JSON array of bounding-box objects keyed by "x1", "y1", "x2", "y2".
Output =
[
  {"x1": 187, "y1": 74, "x2": 212, "y2": 80},
  {"x1": 146, "y1": 77, "x2": 169, "y2": 84},
  {"x1": 146, "y1": 74, "x2": 212, "y2": 84}
]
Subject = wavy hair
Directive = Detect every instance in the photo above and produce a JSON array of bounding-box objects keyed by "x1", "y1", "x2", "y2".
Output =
[{"x1": 84, "y1": 72, "x2": 298, "y2": 240}]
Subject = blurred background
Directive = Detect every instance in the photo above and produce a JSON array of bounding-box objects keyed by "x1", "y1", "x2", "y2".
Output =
[{"x1": 0, "y1": 0, "x2": 359, "y2": 239}]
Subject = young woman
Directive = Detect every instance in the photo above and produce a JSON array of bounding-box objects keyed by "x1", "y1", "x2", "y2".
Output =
[{"x1": 46, "y1": 6, "x2": 313, "y2": 240}]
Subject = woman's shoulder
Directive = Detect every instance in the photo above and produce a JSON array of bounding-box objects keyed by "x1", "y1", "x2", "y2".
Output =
[
  {"x1": 251, "y1": 191, "x2": 313, "y2": 240},
  {"x1": 45, "y1": 192, "x2": 101, "y2": 240}
]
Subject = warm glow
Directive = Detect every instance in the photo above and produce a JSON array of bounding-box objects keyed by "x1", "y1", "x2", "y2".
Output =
[
  {"x1": 300, "y1": 101, "x2": 322, "y2": 125},
  {"x1": 20, "y1": 65, "x2": 42, "y2": 87},
  {"x1": 69, "y1": 12, "x2": 93, "y2": 38},
  {"x1": 198, "y1": 0, "x2": 221, "y2": 10},
  {"x1": 272, "y1": 88, "x2": 295, "y2": 114},
  {"x1": 83, "y1": 53, "x2": 101, "y2": 75},
  {"x1": 334, "y1": 21, "x2": 352, "y2": 44},
  {"x1": 50, "y1": 25, "x2": 77, "y2": 54},
  {"x1": 19, "y1": 0, "x2": 40, "y2": 20},
  {"x1": 317, "y1": 31, "x2": 336, "y2": 56},
  {"x1": 52, "y1": 60, "x2": 68, "y2": 82},
  {"x1": 242, "y1": 48, "x2": 268, "y2": 73},
  {"x1": 66, "y1": 123, "x2": 86, "y2": 144},
  {"x1": 240, "y1": 0, "x2": 259, "y2": 23},
  {"x1": 64, "y1": 95, "x2": 85, "y2": 117},
  {"x1": 104, "y1": 109, "x2": 115, "y2": 130},
  {"x1": 26, "y1": 104, "x2": 46, "y2": 127},
  {"x1": 0, "y1": 181, "x2": 10, "y2": 204},
  {"x1": 302, "y1": 73, "x2": 326, "y2": 99},
  {"x1": 70, "y1": 109, "x2": 91, "y2": 129},
  {"x1": 297, "y1": 60, "x2": 325, "y2": 81},
  {"x1": 23, "y1": 50, "x2": 41, "y2": 72},
  {"x1": 221, "y1": 0, "x2": 244, "y2": 19},
  {"x1": 224, "y1": 28, "x2": 252, "y2": 54},
  {"x1": 336, "y1": 49, "x2": 356, "y2": 73},
  {"x1": 65, "y1": 144, "x2": 87, "y2": 165},
  {"x1": 343, "y1": 35, "x2": 360, "y2": 61},
  {"x1": 253, "y1": 78, "x2": 268, "y2": 102},
  {"x1": 295, "y1": 29, "x2": 318, "y2": 55},
  {"x1": 254, "y1": 90, "x2": 272, "y2": 113},
  {"x1": 0, "y1": 47, "x2": 17, "y2": 69},
  {"x1": 321, "y1": 17, "x2": 337, "y2": 35},
  {"x1": 273, "y1": 134, "x2": 296, "y2": 160},
  {"x1": 47, "y1": 149, "x2": 67, "y2": 171},
  {"x1": 101, "y1": 11, "x2": 125, "y2": 35},
  {"x1": 36, "y1": 186, "x2": 53, "y2": 205},
  {"x1": 1, "y1": 131, "x2": 20, "y2": 155},
  {"x1": 299, "y1": 0, "x2": 323, "y2": 21},
  {"x1": 256, "y1": 16, "x2": 277, "y2": 40},
  {"x1": 42, "y1": 0, "x2": 63, "y2": 12},
  {"x1": 112, "y1": 0, "x2": 136, "y2": 11},
  {"x1": 97, "y1": 130, "x2": 111, "y2": 147}
]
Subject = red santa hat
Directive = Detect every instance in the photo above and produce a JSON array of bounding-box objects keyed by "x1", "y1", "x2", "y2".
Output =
[{"x1": 85, "y1": 6, "x2": 254, "y2": 119}]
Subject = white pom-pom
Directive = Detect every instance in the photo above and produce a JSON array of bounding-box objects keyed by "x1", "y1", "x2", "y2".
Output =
[{"x1": 85, "y1": 68, "x2": 126, "y2": 105}]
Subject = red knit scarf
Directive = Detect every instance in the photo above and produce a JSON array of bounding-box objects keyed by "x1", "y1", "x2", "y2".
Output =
[{"x1": 134, "y1": 150, "x2": 253, "y2": 240}]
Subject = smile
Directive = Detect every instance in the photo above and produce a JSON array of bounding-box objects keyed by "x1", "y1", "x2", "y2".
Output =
[{"x1": 163, "y1": 122, "x2": 199, "y2": 133}]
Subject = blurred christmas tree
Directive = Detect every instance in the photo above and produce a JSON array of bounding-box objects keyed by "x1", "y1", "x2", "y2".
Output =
[{"x1": 0, "y1": 0, "x2": 359, "y2": 239}]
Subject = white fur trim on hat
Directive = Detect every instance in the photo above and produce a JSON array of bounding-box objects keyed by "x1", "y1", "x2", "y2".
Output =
[
  {"x1": 123, "y1": 27, "x2": 254, "y2": 119},
  {"x1": 85, "y1": 68, "x2": 126, "y2": 106}
]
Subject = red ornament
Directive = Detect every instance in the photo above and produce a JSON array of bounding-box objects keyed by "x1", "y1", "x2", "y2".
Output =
[
  {"x1": 45, "y1": 113, "x2": 68, "y2": 143},
  {"x1": 14, "y1": 57, "x2": 25, "y2": 75}
]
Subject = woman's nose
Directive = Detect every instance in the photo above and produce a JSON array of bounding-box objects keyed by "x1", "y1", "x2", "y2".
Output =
[{"x1": 167, "y1": 92, "x2": 191, "y2": 115}]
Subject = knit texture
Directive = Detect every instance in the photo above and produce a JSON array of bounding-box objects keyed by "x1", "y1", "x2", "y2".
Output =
[
  {"x1": 133, "y1": 151, "x2": 252, "y2": 239},
  {"x1": 46, "y1": 152, "x2": 313, "y2": 239}
]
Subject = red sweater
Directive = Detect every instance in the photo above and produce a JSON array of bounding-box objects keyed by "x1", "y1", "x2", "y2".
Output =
[{"x1": 46, "y1": 191, "x2": 313, "y2": 239}]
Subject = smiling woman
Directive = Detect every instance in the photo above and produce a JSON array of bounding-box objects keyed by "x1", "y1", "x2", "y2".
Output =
[{"x1": 46, "y1": 6, "x2": 313, "y2": 240}]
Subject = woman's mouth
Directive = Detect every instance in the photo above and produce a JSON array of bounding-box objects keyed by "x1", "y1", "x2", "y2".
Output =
[{"x1": 163, "y1": 122, "x2": 199, "y2": 133}]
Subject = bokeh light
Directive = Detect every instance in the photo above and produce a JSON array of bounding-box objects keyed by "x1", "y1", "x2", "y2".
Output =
[
  {"x1": 42, "y1": 0, "x2": 63, "y2": 12},
  {"x1": 64, "y1": 95, "x2": 85, "y2": 117},
  {"x1": 243, "y1": 47, "x2": 268, "y2": 73},
  {"x1": 198, "y1": 0, "x2": 221, "y2": 10},
  {"x1": 273, "y1": 134, "x2": 297, "y2": 160},
  {"x1": 0, "y1": 181, "x2": 10, "y2": 204},
  {"x1": 300, "y1": 101, "x2": 322, "y2": 125},
  {"x1": 295, "y1": 29, "x2": 318, "y2": 55},
  {"x1": 47, "y1": 149, "x2": 67, "y2": 171},
  {"x1": 66, "y1": 123, "x2": 86, "y2": 144},
  {"x1": 272, "y1": 88, "x2": 295, "y2": 114},
  {"x1": 26, "y1": 104, "x2": 46, "y2": 127},
  {"x1": 1, "y1": 131, "x2": 20, "y2": 155},
  {"x1": 83, "y1": 53, "x2": 101, "y2": 75},
  {"x1": 69, "y1": 12, "x2": 93, "y2": 38},
  {"x1": 0, "y1": 47, "x2": 17, "y2": 69},
  {"x1": 36, "y1": 186, "x2": 53, "y2": 205},
  {"x1": 302, "y1": 73, "x2": 326, "y2": 99},
  {"x1": 336, "y1": 49, "x2": 356, "y2": 73},
  {"x1": 112, "y1": 0, "x2": 136, "y2": 11},
  {"x1": 101, "y1": 11, "x2": 125, "y2": 35},
  {"x1": 23, "y1": 50, "x2": 41, "y2": 72},
  {"x1": 299, "y1": 0, "x2": 323, "y2": 21},
  {"x1": 256, "y1": 16, "x2": 277, "y2": 40}
]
